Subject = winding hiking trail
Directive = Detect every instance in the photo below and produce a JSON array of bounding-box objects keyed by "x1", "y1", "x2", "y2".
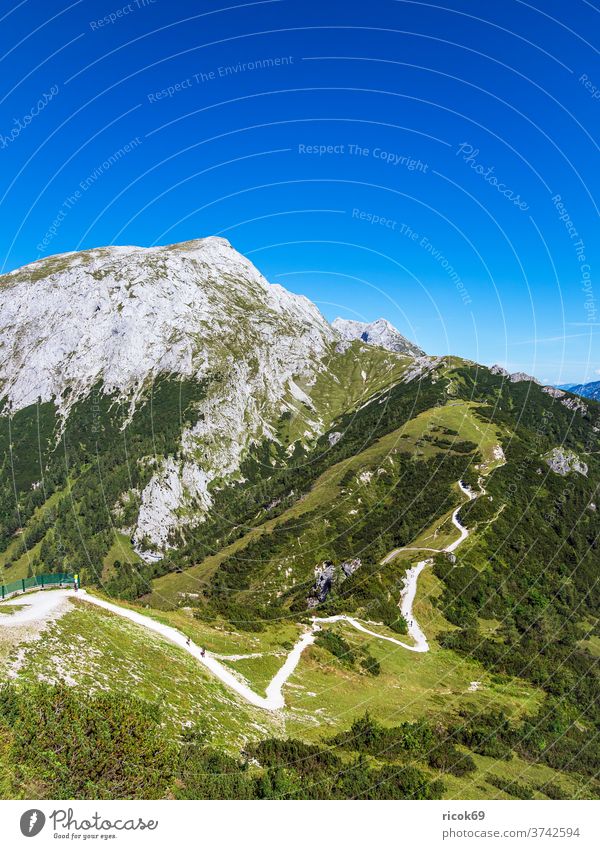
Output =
[
  {"x1": 0, "y1": 479, "x2": 479, "y2": 712},
  {"x1": 382, "y1": 479, "x2": 477, "y2": 563},
  {"x1": 378, "y1": 479, "x2": 479, "y2": 652}
]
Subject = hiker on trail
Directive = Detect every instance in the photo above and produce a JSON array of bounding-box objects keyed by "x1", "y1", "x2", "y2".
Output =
[
  {"x1": 186, "y1": 636, "x2": 190, "y2": 646},
  {"x1": 201, "y1": 647, "x2": 206, "y2": 658}
]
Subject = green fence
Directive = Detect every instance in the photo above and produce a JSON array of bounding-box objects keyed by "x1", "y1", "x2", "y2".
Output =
[{"x1": 0, "y1": 573, "x2": 76, "y2": 600}]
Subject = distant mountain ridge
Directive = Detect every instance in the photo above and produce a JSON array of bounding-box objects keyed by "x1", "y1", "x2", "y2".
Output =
[{"x1": 556, "y1": 379, "x2": 600, "y2": 401}]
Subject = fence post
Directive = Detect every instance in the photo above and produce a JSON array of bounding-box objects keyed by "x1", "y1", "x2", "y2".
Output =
[
  {"x1": 21, "y1": 579, "x2": 25, "y2": 593},
  {"x1": 41, "y1": 575, "x2": 45, "y2": 589},
  {"x1": 1, "y1": 585, "x2": 4, "y2": 600}
]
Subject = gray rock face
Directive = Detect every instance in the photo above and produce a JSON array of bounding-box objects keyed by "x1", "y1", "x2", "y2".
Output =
[
  {"x1": 543, "y1": 386, "x2": 565, "y2": 399},
  {"x1": 509, "y1": 371, "x2": 541, "y2": 385},
  {"x1": 545, "y1": 447, "x2": 588, "y2": 477},
  {"x1": 307, "y1": 561, "x2": 336, "y2": 607},
  {"x1": 332, "y1": 317, "x2": 424, "y2": 357},
  {"x1": 307, "y1": 557, "x2": 361, "y2": 607},
  {"x1": 340, "y1": 557, "x2": 361, "y2": 577},
  {"x1": 490, "y1": 364, "x2": 541, "y2": 384},
  {"x1": 0, "y1": 237, "x2": 336, "y2": 560},
  {"x1": 560, "y1": 395, "x2": 588, "y2": 415},
  {"x1": 542, "y1": 386, "x2": 588, "y2": 416}
]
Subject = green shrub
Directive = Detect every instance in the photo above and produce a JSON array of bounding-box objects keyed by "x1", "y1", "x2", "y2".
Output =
[
  {"x1": 314, "y1": 629, "x2": 355, "y2": 664},
  {"x1": 360, "y1": 655, "x2": 381, "y2": 676},
  {"x1": 0, "y1": 683, "x2": 174, "y2": 799},
  {"x1": 487, "y1": 775, "x2": 534, "y2": 799},
  {"x1": 427, "y1": 741, "x2": 476, "y2": 777}
]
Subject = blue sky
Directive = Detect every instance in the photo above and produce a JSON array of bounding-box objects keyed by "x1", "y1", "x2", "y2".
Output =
[{"x1": 0, "y1": 0, "x2": 598, "y2": 384}]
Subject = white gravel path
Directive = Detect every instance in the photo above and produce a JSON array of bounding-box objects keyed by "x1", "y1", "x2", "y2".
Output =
[
  {"x1": 80, "y1": 591, "x2": 291, "y2": 711},
  {"x1": 0, "y1": 479, "x2": 479, "y2": 711},
  {"x1": 382, "y1": 479, "x2": 477, "y2": 564},
  {"x1": 378, "y1": 478, "x2": 481, "y2": 651},
  {"x1": 0, "y1": 588, "x2": 427, "y2": 708},
  {"x1": 447, "y1": 480, "x2": 477, "y2": 552},
  {"x1": 0, "y1": 588, "x2": 73, "y2": 625}
]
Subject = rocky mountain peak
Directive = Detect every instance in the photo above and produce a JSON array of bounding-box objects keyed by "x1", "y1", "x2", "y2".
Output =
[
  {"x1": 0, "y1": 238, "x2": 338, "y2": 558},
  {"x1": 0, "y1": 238, "x2": 333, "y2": 418},
  {"x1": 331, "y1": 317, "x2": 424, "y2": 356}
]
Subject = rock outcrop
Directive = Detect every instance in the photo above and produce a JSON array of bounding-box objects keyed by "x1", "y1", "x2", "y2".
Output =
[
  {"x1": 307, "y1": 558, "x2": 362, "y2": 608},
  {"x1": 544, "y1": 448, "x2": 588, "y2": 477}
]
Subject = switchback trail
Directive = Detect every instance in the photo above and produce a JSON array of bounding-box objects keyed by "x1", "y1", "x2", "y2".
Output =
[
  {"x1": 379, "y1": 479, "x2": 478, "y2": 653},
  {"x1": 0, "y1": 479, "x2": 479, "y2": 712}
]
